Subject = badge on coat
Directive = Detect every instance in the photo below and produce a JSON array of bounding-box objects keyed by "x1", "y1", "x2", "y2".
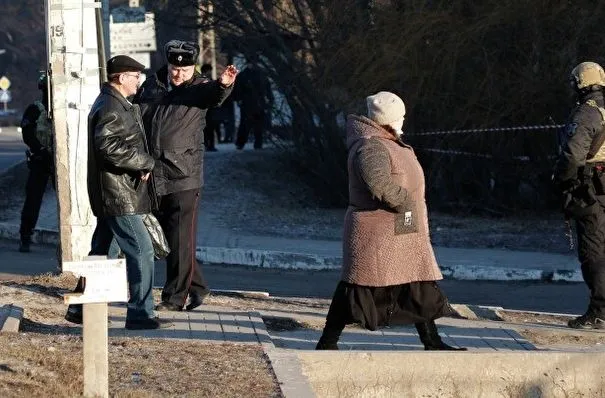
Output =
[{"x1": 565, "y1": 122, "x2": 578, "y2": 137}]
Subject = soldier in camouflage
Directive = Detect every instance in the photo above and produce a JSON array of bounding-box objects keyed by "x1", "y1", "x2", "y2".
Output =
[
  {"x1": 18, "y1": 72, "x2": 54, "y2": 252},
  {"x1": 554, "y1": 61, "x2": 605, "y2": 329}
]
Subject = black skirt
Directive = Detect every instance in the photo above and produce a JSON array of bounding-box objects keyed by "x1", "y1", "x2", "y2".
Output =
[{"x1": 329, "y1": 280, "x2": 450, "y2": 331}]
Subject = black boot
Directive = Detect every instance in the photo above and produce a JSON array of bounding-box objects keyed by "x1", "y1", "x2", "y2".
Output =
[
  {"x1": 315, "y1": 328, "x2": 341, "y2": 350},
  {"x1": 415, "y1": 320, "x2": 467, "y2": 351}
]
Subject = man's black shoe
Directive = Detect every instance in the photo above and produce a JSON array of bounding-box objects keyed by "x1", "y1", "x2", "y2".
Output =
[
  {"x1": 155, "y1": 302, "x2": 183, "y2": 312},
  {"x1": 206, "y1": 147, "x2": 218, "y2": 152},
  {"x1": 64, "y1": 308, "x2": 83, "y2": 324},
  {"x1": 185, "y1": 291, "x2": 210, "y2": 311},
  {"x1": 125, "y1": 317, "x2": 174, "y2": 330},
  {"x1": 568, "y1": 312, "x2": 605, "y2": 329}
]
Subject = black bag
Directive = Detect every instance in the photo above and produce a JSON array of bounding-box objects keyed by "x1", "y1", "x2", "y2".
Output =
[{"x1": 142, "y1": 213, "x2": 170, "y2": 259}]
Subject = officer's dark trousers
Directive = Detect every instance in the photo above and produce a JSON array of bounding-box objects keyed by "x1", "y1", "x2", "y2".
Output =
[
  {"x1": 156, "y1": 188, "x2": 208, "y2": 307},
  {"x1": 235, "y1": 111, "x2": 264, "y2": 149},
  {"x1": 20, "y1": 160, "x2": 51, "y2": 242},
  {"x1": 575, "y1": 204, "x2": 605, "y2": 316}
]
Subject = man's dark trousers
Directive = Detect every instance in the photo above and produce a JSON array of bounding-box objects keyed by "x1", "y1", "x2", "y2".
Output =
[
  {"x1": 20, "y1": 159, "x2": 52, "y2": 242},
  {"x1": 157, "y1": 188, "x2": 209, "y2": 307},
  {"x1": 575, "y1": 203, "x2": 605, "y2": 317},
  {"x1": 236, "y1": 111, "x2": 264, "y2": 149}
]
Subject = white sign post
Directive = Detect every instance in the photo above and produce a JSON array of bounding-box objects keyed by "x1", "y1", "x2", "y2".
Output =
[{"x1": 63, "y1": 257, "x2": 128, "y2": 398}]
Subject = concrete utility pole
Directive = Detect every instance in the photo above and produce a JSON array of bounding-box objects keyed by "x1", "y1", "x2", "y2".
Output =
[{"x1": 45, "y1": 1, "x2": 99, "y2": 265}]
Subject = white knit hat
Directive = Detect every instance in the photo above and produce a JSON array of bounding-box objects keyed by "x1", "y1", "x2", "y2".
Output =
[{"x1": 366, "y1": 91, "x2": 406, "y2": 125}]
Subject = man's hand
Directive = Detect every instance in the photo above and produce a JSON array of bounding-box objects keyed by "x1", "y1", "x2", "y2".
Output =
[
  {"x1": 141, "y1": 172, "x2": 151, "y2": 182},
  {"x1": 219, "y1": 65, "x2": 239, "y2": 87}
]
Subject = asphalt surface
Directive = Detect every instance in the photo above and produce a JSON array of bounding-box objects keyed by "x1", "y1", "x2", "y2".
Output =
[{"x1": 0, "y1": 239, "x2": 588, "y2": 315}]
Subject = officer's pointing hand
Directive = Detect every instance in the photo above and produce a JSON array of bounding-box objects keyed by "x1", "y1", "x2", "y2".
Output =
[{"x1": 219, "y1": 65, "x2": 239, "y2": 87}]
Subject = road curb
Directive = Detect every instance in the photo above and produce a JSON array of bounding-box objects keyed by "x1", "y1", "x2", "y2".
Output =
[{"x1": 0, "y1": 222, "x2": 584, "y2": 282}]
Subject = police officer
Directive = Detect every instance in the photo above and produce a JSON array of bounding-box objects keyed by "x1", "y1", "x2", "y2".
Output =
[
  {"x1": 554, "y1": 61, "x2": 605, "y2": 329},
  {"x1": 18, "y1": 73, "x2": 53, "y2": 252},
  {"x1": 234, "y1": 62, "x2": 274, "y2": 150},
  {"x1": 134, "y1": 41, "x2": 238, "y2": 312}
]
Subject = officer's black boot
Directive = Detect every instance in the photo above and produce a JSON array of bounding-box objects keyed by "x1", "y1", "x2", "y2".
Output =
[{"x1": 415, "y1": 320, "x2": 467, "y2": 351}]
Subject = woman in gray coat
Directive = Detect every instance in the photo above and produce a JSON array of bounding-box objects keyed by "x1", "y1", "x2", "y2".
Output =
[{"x1": 316, "y1": 91, "x2": 466, "y2": 351}]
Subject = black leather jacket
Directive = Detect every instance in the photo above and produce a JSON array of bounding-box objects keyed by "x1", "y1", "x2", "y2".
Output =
[
  {"x1": 87, "y1": 83, "x2": 155, "y2": 218},
  {"x1": 134, "y1": 66, "x2": 232, "y2": 195}
]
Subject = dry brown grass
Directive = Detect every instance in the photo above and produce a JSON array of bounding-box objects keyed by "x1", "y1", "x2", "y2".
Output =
[
  {"x1": 0, "y1": 334, "x2": 281, "y2": 398},
  {"x1": 0, "y1": 274, "x2": 283, "y2": 397}
]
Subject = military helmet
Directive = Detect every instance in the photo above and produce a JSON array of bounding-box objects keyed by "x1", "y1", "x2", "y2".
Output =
[
  {"x1": 37, "y1": 72, "x2": 48, "y2": 90},
  {"x1": 570, "y1": 62, "x2": 605, "y2": 90}
]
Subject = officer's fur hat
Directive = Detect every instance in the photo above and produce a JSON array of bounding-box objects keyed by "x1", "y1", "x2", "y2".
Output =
[{"x1": 165, "y1": 40, "x2": 199, "y2": 67}]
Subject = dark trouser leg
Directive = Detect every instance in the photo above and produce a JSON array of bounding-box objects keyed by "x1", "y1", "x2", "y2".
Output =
[
  {"x1": 158, "y1": 189, "x2": 207, "y2": 307},
  {"x1": 252, "y1": 114, "x2": 264, "y2": 149},
  {"x1": 224, "y1": 104, "x2": 235, "y2": 143},
  {"x1": 576, "y1": 207, "x2": 605, "y2": 316},
  {"x1": 235, "y1": 114, "x2": 251, "y2": 149},
  {"x1": 20, "y1": 162, "x2": 50, "y2": 243},
  {"x1": 317, "y1": 282, "x2": 348, "y2": 350},
  {"x1": 108, "y1": 215, "x2": 155, "y2": 320},
  {"x1": 203, "y1": 121, "x2": 218, "y2": 150}
]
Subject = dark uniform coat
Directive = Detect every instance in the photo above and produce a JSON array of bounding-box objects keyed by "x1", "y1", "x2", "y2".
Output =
[{"x1": 134, "y1": 66, "x2": 232, "y2": 195}]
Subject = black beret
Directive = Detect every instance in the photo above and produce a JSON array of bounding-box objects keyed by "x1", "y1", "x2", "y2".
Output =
[
  {"x1": 165, "y1": 40, "x2": 199, "y2": 67},
  {"x1": 106, "y1": 55, "x2": 145, "y2": 75}
]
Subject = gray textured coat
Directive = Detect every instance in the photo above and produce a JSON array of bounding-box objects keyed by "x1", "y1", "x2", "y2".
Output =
[{"x1": 340, "y1": 115, "x2": 443, "y2": 286}]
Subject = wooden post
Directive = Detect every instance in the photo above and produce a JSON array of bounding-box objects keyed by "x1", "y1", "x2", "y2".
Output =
[
  {"x1": 64, "y1": 257, "x2": 128, "y2": 398},
  {"x1": 83, "y1": 303, "x2": 108, "y2": 398}
]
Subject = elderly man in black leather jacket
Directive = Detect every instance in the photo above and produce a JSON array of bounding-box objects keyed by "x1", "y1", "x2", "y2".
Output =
[
  {"x1": 134, "y1": 40, "x2": 238, "y2": 312},
  {"x1": 65, "y1": 55, "x2": 172, "y2": 330}
]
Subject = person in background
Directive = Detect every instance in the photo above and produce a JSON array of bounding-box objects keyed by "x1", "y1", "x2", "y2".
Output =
[
  {"x1": 18, "y1": 72, "x2": 53, "y2": 253},
  {"x1": 134, "y1": 40, "x2": 238, "y2": 312},
  {"x1": 315, "y1": 91, "x2": 466, "y2": 351},
  {"x1": 234, "y1": 61, "x2": 274, "y2": 150}
]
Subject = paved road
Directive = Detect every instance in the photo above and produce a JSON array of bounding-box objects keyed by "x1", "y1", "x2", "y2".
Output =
[
  {"x1": 0, "y1": 126, "x2": 25, "y2": 171},
  {"x1": 0, "y1": 239, "x2": 588, "y2": 315}
]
